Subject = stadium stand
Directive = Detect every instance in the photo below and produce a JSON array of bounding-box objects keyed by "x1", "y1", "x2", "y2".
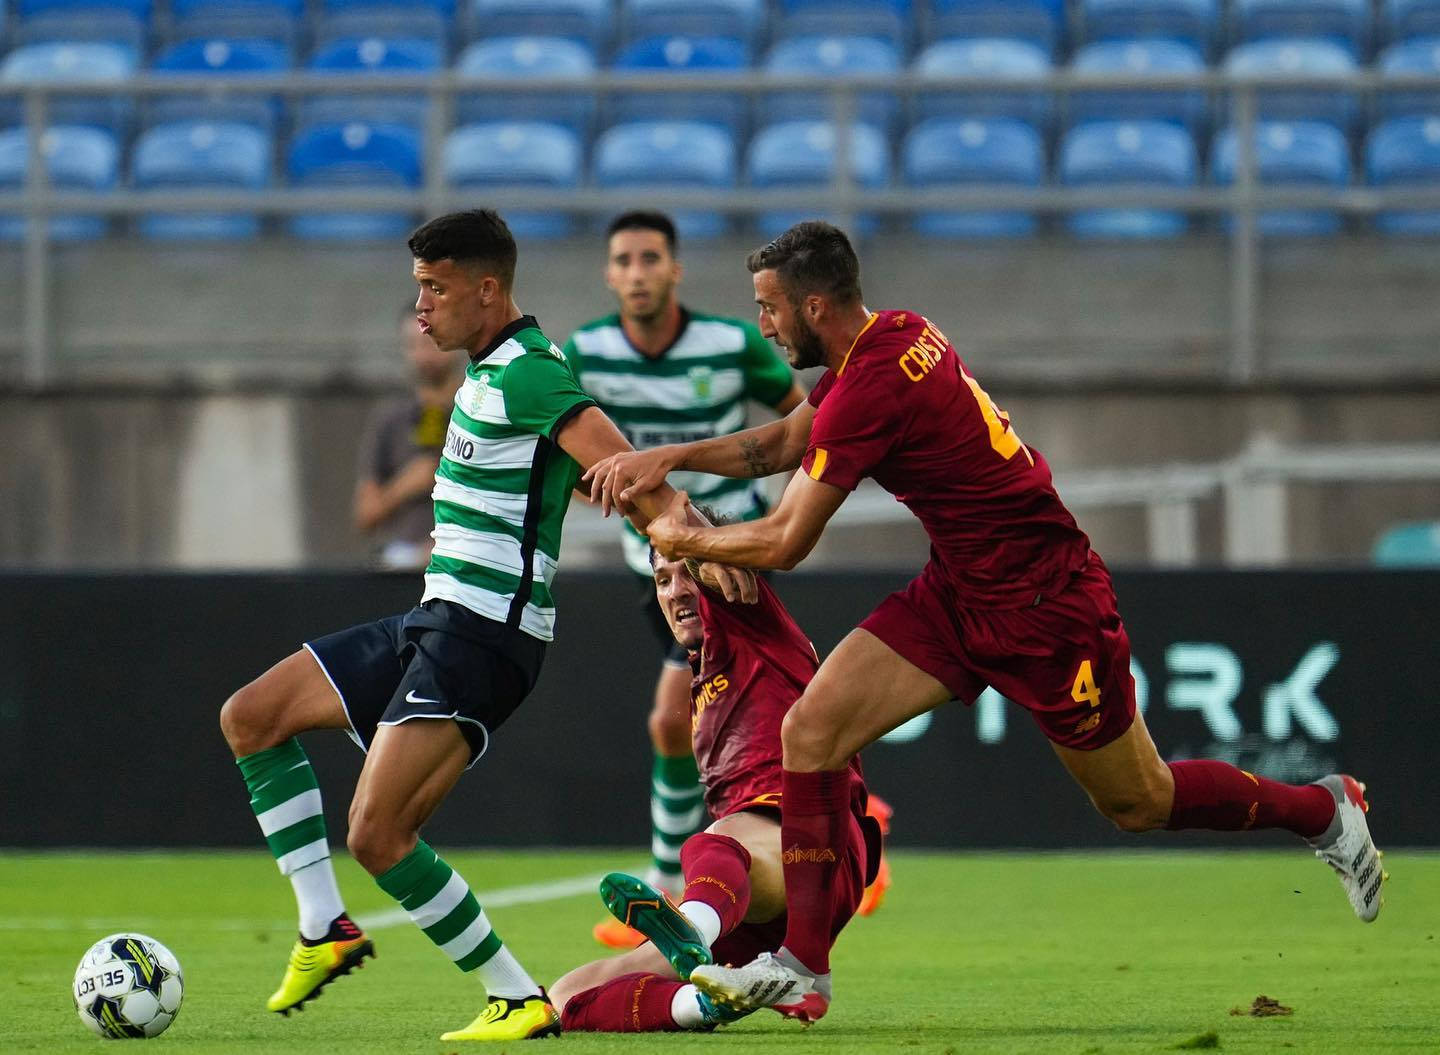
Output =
[
  {"x1": 472, "y1": 0, "x2": 611, "y2": 53},
  {"x1": 912, "y1": 37, "x2": 1053, "y2": 129},
  {"x1": 301, "y1": 34, "x2": 441, "y2": 132},
  {"x1": 1210, "y1": 119, "x2": 1350, "y2": 235},
  {"x1": 1367, "y1": 115, "x2": 1440, "y2": 234},
  {"x1": 611, "y1": 35, "x2": 749, "y2": 134},
  {"x1": 149, "y1": 38, "x2": 289, "y2": 132},
  {"x1": 166, "y1": 0, "x2": 304, "y2": 47},
  {"x1": 1070, "y1": 38, "x2": 1209, "y2": 131},
  {"x1": 618, "y1": 0, "x2": 766, "y2": 52},
  {"x1": 765, "y1": 34, "x2": 902, "y2": 133},
  {"x1": 0, "y1": 41, "x2": 136, "y2": 134},
  {"x1": 1078, "y1": 0, "x2": 1220, "y2": 54},
  {"x1": 775, "y1": 0, "x2": 912, "y2": 51},
  {"x1": 593, "y1": 119, "x2": 737, "y2": 237},
  {"x1": 454, "y1": 36, "x2": 596, "y2": 136},
  {"x1": 1223, "y1": 38, "x2": 1359, "y2": 131},
  {"x1": 1373, "y1": 520, "x2": 1440, "y2": 564},
  {"x1": 1231, "y1": 0, "x2": 1369, "y2": 57},
  {"x1": 131, "y1": 119, "x2": 271, "y2": 240},
  {"x1": 1377, "y1": 37, "x2": 1440, "y2": 118},
  {"x1": 1386, "y1": 0, "x2": 1440, "y2": 43},
  {"x1": 904, "y1": 115, "x2": 1044, "y2": 237},
  {"x1": 1060, "y1": 118, "x2": 1198, "y2": 237},
  {"x1": 747, "y1": 118, "x2": 889, "y2": 235},
  {"x1": 0, "y1": 123, "x2": 117, "y2": 241},
  {"x1": 286, "y1": 120, "x2": 421, "y2": 239},
  {"x1": 928, "y1": 0, "x2": 1067, "y2": 58},
  {"x1": 444, "y1": 120, "x2": 581, "y2": 239}
]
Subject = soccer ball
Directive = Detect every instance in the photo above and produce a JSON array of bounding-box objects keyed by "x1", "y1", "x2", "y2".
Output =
[{"x1": 73, "y1": 933, "x2": 184, "y2": 1039}]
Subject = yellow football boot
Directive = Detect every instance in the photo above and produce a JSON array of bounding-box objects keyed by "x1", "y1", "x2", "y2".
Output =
[
  {"x1": 266, "y1": 915, "x2": 374, "y2": 1014},
  {"x1": 440, "y1": 992, "x2": 561, "y2": 1042}
]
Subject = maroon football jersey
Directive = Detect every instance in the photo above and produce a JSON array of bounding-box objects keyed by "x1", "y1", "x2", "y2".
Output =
[
  {"x1": 690, "y1": 577, "x2": 865, "y2": 819},
  {"x1": 802, "y1": 310, "x2": 1091, "y2": 609}
]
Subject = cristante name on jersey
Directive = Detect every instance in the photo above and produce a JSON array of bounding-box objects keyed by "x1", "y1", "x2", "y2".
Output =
[{"x1": 897, "y1": 320, "x2": 952, "y2": 383}]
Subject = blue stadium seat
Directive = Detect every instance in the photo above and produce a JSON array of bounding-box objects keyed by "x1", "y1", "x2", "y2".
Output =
[
  {"x1": 1079, "y1": 0, "x2": 1219, "y2": 53},
  {"x1": 928, "y1": 1, "x2": 1066, "y2": 58},
  {"x1": 454, "y1": 37, "x2": 595, "y2": 136},
  {"x1": 776, "y1": 0, "x2": 911, "y2": 50},
  {"x1": 765, "y1": 35, "x2": 901, "y2": 134},
  {"x1": 1373, "y1": 520, "x2": 1440, "y2": 564},
  {"x1": 471, "y1": 0, "x2": 610, "y2": 52},
  {"x1": 747, "y1": 118, "x2": 890, "y2": 236},
  {"x1": 594, "y1": 120, "x2": 737, "y2": 238},
  {"x1": 1070, "y1": 40, "x2": 1208, "y2": 132},
  {"x1": 1386, "y1": 0, "x2": 1440, "y2": 43},
  {"x1": 301, "y1": 36, "x2": 442, "y2": 131},
  {"x1": 15, "y1": 0, "x2": 148, "y2": 13},
  {"x1": 904, "y1": 116, "x2": 1044, "y2": 238},
  {"x1": 1211, "y1": 120, "x2": 1349, "y2": 235},
  {"x1": 286, "y1": 121, "x2": 421, "y2": 239},
  {"x1": 611, "y1": 36, "x2": 748, "y2": 134},
  {"x1": 1232, "y1": 0, "x2": 1368, "y2": 57},
  {"x1": 16, "y1": 10, "x2": 144, "y2": 52},
  {"x1": 316, "y1": 7, "x2": 447, "y2": 49},
  {"x1": 150, "y1": 38, "x2": 290, "y2": 131},
  {"x1": 1059, "y1": 119, "x2": 1198, "y2": 237},
  {"x1": 168, "y1": 0, "x2": 303, "y2": 47},
  {"x1": 619, "y1": 0, "x2": 765, "y2": 50},
  {"x1": 444, "y1": 121, "x2": 581, "y2": 239},
  {"x1": 1378, "y1": 38, "x2": 1440, "y2": 119},
  {"x1": 321, "y1": 0, "x2": 452, "y2": 11},
  {"x1": 1223, "y1": 39, "x2": 1359, "y2": 131},
  {"x1": 0, "y1": 124, "x2": 117, "y2": 240},
  {"x1": 0, "y1": 42, "x2": 136, "y2": 134},
  {"x1": 913, "y1": 38, "x2": 1052, "y2": 130},
  {"x1": 1367, "y1": 116, "x2": 1440, "y2": 235},
  {"x1": 132, "y1": 120, "x2": 271, "y2": 240}
]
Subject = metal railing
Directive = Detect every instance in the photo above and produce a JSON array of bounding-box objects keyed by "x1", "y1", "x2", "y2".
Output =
[{"x1": 4, "y1": 68, "x2": 1440, "y2": 386}]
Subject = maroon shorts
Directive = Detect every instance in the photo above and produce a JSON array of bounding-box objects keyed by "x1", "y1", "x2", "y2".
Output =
[
  {"x1": 859, "y1": 553, "x2": 1136, "y2": 750},
  {"x1": 708, "y1": 808, "x2": 871, "y2": 967}
]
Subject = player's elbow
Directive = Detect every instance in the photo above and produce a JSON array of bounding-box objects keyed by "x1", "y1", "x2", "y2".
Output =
[{"x1": 770, "y1": 526, "x2": 819, "y2": 571}]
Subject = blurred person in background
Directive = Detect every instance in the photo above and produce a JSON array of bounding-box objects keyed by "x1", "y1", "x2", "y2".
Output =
[
  {"x1": 564, "y1": 211, "x2": 807, "y2": 947},
  {"x1": 352, "y1": 305, "x2": 465, "y2": 569}
]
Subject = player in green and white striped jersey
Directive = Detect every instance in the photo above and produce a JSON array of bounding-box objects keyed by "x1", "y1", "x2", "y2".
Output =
[
  {"x1": 218, "y1": 210, "x2": 728, "y2": 1044},
  {"x1": 566, "y1": 212, "x2": 804, "y2": 947}
]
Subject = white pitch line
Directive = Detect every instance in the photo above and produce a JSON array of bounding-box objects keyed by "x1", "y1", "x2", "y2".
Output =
[{"x1": 0, "y1": 872, "x2": 610, "y2": 934}]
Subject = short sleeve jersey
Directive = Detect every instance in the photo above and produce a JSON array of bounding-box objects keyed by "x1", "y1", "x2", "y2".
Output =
[
  {"x1": 566, "y1": 309, "x2": 795, "y2": 575},
  {"x1": 690, "y1": 578, "x2": 866, "y2": 819},
  {"x1": 421, "y1": 315, "x2": 596, "y2": 641},
  {"x1": 801, "y1": 310, "x2": 1091, "y2": 609}
]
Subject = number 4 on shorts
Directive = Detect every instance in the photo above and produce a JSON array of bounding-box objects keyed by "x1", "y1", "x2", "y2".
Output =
[{"x1": 1071, "y1": 660, "x2": 1102, "y2": 709}]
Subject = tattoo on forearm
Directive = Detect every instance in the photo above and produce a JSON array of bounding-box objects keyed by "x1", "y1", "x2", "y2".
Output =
[{"x1": 739, "y1": 437, "x2": 772, "y2": 478}]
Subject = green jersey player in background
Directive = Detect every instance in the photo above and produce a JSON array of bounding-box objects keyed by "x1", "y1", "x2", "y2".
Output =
[
  {"x1": 565, "y1": 212, "x2": 805, "y2": 947},
  {"x1": 218, "y1": 210, "x2": 746, "y2": 1043}
]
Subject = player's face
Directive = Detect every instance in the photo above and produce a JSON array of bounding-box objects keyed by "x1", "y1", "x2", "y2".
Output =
[
  {"x1": 605, "y1": 229, "x2": 680, "y2": 324},
  {"x1": 413, "y1": 257, "x2": 493, "y2": 354},
  {"x1": 403, "y1": 316, "x2": 456, "y2": 385},
  {"x1": 653, "y1": 553, "x2": 703, "y2": 651},
  {"x1": 754, "y1": 269, "x2": 826, "y2": 369}
]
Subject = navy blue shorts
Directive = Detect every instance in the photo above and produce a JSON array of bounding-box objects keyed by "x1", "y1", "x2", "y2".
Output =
[{"x1": 304, "y1": 600, "x2": 546, "y2": 766}]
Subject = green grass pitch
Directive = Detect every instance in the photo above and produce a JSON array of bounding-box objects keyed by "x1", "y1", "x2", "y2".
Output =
[{"x1": 5, "y1": 848, "x2": 1437, "y2": 1054}]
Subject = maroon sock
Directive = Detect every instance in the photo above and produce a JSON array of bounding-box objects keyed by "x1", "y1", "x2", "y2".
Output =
[
  {"x1": 1166, "y1": 760, "x2": 1336, "y2": 838},
  {"x1": 559, "y1": 972, "x2": 686, "y2": 1033},
  {"x1": 778, "y1": 768, "x2": 850, "y2": 976},
  {"x1": 680, "y1": 832, "x2": 752, "y2": 936}
]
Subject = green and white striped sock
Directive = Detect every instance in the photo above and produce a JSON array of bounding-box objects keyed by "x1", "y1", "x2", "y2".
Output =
[
  {"x1": 649, "y1": 753, "x2": 705, "y2": 894},
  {"x1": 236, "y1": 739, "x2": 344, "y2": 940},
  {"x1": 376, "y1": 840, "x2": 539, "y2": 1000}
]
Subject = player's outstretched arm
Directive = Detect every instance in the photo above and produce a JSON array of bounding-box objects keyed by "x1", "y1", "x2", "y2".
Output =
[
  {"x1": 583, "y1": 401, "x2": 817, "y2": 516},
  {"x1": 647, "y1": 469, "x2": 848, "y2": 572}
]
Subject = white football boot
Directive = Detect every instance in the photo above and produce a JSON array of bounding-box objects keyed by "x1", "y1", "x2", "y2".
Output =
[
  {"x1": 690, "y1": 950, "x2": 831, "y2": 1023},
  {"x1": 1308, "y1": 774, "x2": 1387, "y2": 923}
]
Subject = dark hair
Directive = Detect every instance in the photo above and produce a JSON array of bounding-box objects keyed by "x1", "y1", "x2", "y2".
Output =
[
  {"x1": 408, "y1": 209, "x2": 517, "y2": 289},
  {"x1": 745, "y1": 220, "x2": 862, "y2": 307},
  {"x1": 607, "y1": 210, "x2": 678, "y2": 255}
]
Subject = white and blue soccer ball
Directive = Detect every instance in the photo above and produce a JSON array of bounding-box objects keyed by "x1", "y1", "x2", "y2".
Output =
[{"x1": 73, "y1": 933, "x2": 184, "y2": 1039}]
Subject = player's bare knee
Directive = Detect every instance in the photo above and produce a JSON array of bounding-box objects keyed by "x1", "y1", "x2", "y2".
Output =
[
  {"x1": 220, "y1": 683, "x2": 280, "y2": 757},
  {"x1": 780, "y1": 701, "x2": 844, "y2": 771},
  {"x1": 345, "y1": 818, "x2": 410, "y2": 876},
  {"x1": 1096, "y1": 793, "x2": 1168, "y2": 834},
  {"x1": 647, "y1": 706, "x2": 692, "y2": 755}
]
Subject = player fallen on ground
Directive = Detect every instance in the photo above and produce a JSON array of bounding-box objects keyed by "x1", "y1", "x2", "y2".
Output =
[
  {"x1": 565, "y1": 211, "x2": 806, "y2": 948},
  {"x1": 217, "y1": 209, "x2": 752, "y2": 1043},
  {"x1": 585, "y1": 220, "x2": 1387, "y2": 1022},
  {"x1": 547, "y1": 547, "x2": 882, "y2": 1032}
]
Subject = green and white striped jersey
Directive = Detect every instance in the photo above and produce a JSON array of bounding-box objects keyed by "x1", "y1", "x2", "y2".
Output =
[
  {"x1": 422, "y1": 315, "x2": 595, "y2": 642},
  {"x1": 566, "y1": 308, "x2": 794, "y2": 575}
]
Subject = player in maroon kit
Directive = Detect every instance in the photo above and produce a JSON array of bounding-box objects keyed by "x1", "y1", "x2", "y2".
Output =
[
  {"x1": 584, "y1": 221, "x2": 1386, "y2": 1022},
  {"x1": 547, "y1": 549, "x2": 878, "y2": 1032}
]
